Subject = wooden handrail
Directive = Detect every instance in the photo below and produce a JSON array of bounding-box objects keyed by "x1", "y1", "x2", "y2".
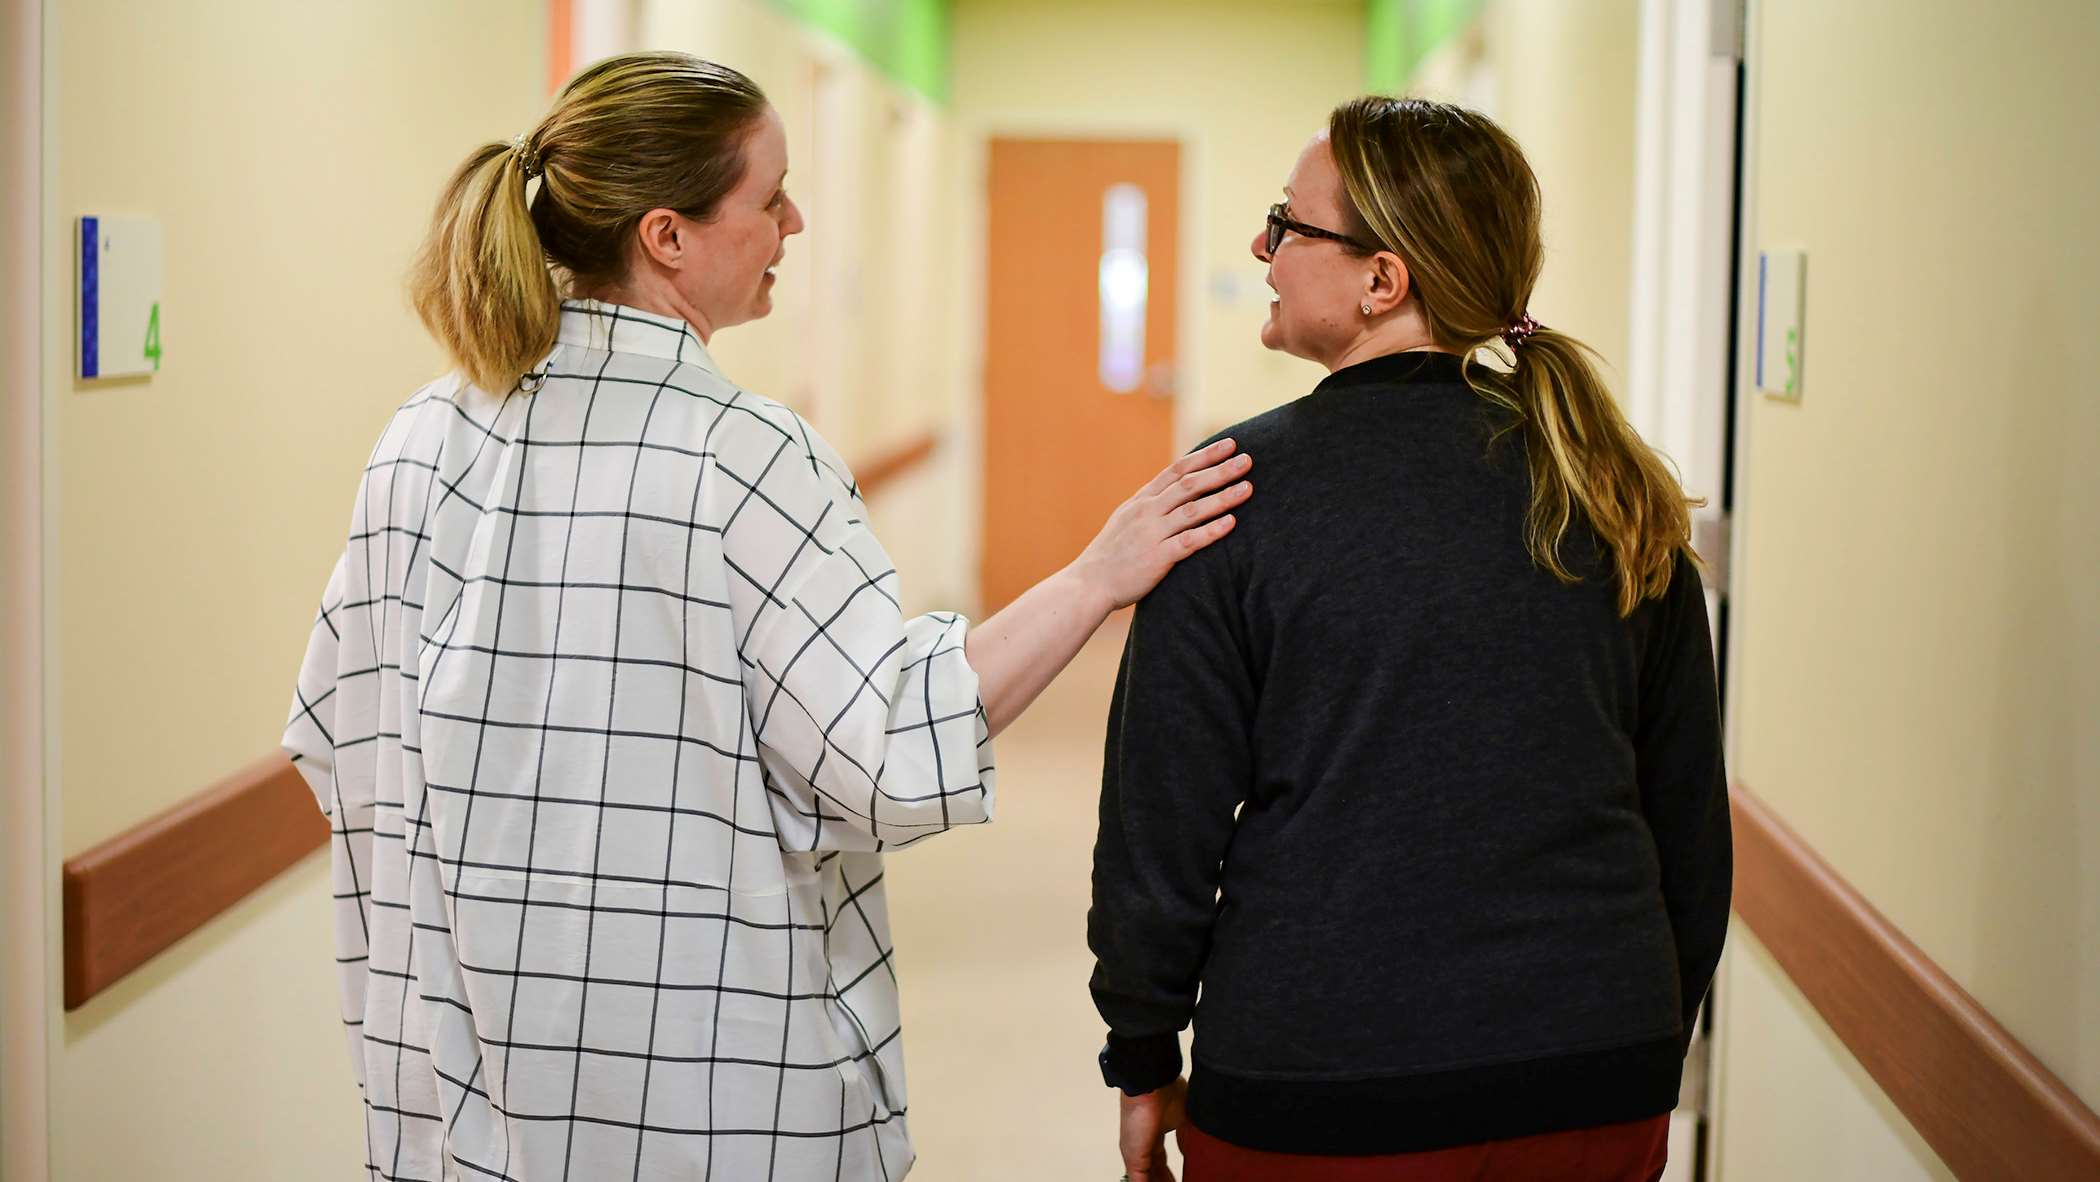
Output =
[
  {"x1": 62, "y1": 754, "x2": 325, "y2": 1009},
  {"x1": 1731, "y1": 784, "x2": 2100, "y2": 1179},
  {"x1": 61, "y1": 431, "x2": 943, "y2": 1010},
  {"x1": 854, "y1": 430, "x2": 940, "y2": 498}
]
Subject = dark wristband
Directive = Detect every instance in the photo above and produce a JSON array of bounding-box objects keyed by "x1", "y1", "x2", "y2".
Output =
[{"x1": 1098, "y1": 1031, "x2": 1182, "y2": 1095}]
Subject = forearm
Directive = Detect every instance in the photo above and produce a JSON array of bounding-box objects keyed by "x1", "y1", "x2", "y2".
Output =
[
  {"x1": 965, "y1": 563, "x2": 1115, "y2": 738},
  {"x1": 1664, "y1": 774, "x2": 1733, "y2": 1036},
  {"x1": 1088, "y1": 847, "x2": 1205, "y2": 1091},
  {"x1": 1088, "y1": 549, "x2": 1250, "y2": 1037}
]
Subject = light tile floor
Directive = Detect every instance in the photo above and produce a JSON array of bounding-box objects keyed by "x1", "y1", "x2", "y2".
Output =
[{"x1": 889, "y1": 626, "x2": 1142, "y2": 1181}]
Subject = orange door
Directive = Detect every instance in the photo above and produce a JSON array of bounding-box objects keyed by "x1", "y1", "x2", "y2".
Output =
[{"x1": 981, "y1": 138, "x2": 1180, "y2": 612}]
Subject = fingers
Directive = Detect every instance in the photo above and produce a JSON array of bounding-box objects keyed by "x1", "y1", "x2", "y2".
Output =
[
  {"x1": 1160, "y1": 453, "x2": 1252, "y2": 510},
  {"x1": 1122, "y1": 1140, "x2": 1171, "y2": 1182},
  {"x1": 1176, "y1": 436, "x2": 1238, "y2": 475},
  {"x1": 1146, "y1": 437, "x2": 1239, "y2": 495},
  {"x1": 1173, "y1": 480, "x2": 1252, "y2": 531},
  {"x1": 1149, "y1": 1138, "x2": 1178, "y2": 1182},
  {"x1": 1171, "y1": 507, "x2": 1240, "y2": 558},
  {"x1": 1163, "y1": 1079, "x2": 1190, "y2": 1127}
]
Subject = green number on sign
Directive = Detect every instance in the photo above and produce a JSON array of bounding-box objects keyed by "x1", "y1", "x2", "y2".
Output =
[
  {"x1": 143, "y1": 302, "x2": 162, "y2": 371},
  {"x1": 1784, "y1": 326, "x2": 1798, "y2": 395}
]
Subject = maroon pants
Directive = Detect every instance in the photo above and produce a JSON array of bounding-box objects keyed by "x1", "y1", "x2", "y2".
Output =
[{"x1": 1176, "y1": 1115, "x2": 1670, "y2": 1182}]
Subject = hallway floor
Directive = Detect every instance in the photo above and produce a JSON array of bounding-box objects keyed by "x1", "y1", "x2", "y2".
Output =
[{"x1": 888, "y1": 623, "x2": 1142, "y2": 1180}]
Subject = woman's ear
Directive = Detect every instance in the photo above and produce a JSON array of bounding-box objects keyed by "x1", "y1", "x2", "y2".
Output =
[
  {"x1": 1364, "y1": 250, "x2": 1412, "y2": 315},
  {"x1": 633, "y1": 208, "x2": 685, "y2": 270}
]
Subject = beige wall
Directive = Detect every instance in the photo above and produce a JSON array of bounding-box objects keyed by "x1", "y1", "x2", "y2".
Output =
[
  {"x1": 1411, "y1": 0, "x2": 1642, "y2": 385},
  {"x1": 49, "y1": 1, "x2": 547, "y2": 857},
  {"x1": 1716, "y1": 931, "x2": 1955, "y2": 1181},
  {"x1": 42, "y1": 1, "x2": 545, "y2": 1176},
  {"x1": 1716, "y1": 0, "x2": 2100, "y2": 1175}
]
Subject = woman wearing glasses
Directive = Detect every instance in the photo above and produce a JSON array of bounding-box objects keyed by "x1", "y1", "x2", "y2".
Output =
[
  {"x1": 283, "y1": 53, "x2": 1249, "y2": 1181},
  {"x1": 1089, "y1": 97, "x2": 1731, "y2": 1182}
]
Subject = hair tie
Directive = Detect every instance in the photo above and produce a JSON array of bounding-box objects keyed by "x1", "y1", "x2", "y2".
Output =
[
  {"x1": 1501, "y1": 313, "x2": 1541, "y2": 348},
  {"x1": 510, "y1": 133, "x2": 543, "y2": 179}
]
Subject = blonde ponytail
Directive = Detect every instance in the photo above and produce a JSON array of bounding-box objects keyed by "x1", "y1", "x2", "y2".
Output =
[
  {"x1": 1328, "y1": 96, "x2": 1698, "y2": 615},
  {"x1": 1480, "y1": 331, "x2": 1692, "y2": 615},
  {"x1": 407, "y1": 52, "x2": 769, "y2": 394},
  {"x1": 409, "y1": 141, "x2": 560, "y2": 395}
]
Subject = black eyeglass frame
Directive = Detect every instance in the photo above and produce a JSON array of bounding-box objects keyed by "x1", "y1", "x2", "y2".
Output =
[{"x1": 1264, "y1": 203, "x2": 1375, "y2": 256}]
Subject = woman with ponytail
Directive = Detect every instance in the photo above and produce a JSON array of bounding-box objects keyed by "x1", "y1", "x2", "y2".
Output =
[
  {"x1": 285, "y1": 52, "x2": 1251, "y2": 1181},
  {"x1": 1089, "y1": 97, "x2": 1731, "y2": 1181}
]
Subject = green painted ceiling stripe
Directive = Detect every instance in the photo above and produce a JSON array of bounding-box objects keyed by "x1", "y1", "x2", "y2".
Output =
[
  {"x1": 766, "y1": 0, "x2": 950, "y2": 103},
  {"x1": 1366, "y1": 0, "x2": 1483, "y2": 92}
]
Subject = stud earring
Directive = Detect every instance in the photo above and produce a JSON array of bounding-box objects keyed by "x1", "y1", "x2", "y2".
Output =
[{"x1": 1361, "y1": 303, "x2": 1373, "y2": 315}]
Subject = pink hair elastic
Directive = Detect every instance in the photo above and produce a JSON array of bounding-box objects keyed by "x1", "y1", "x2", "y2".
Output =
[{"x1": 1502, "y1": 313, "x2": 1541, "y2": 348}]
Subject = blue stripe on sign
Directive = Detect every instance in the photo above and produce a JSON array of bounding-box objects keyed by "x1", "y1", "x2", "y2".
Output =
[
  {"x1": 1754, "y1": 251, "x2": 1766, "y2": 390},
  {"x1": 80, "y1": 217, "x2": 99, "y2": 379}
]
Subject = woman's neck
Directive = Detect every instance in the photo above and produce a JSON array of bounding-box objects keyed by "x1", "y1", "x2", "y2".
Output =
[
  {"x1": 1325, "y1": 325, "x2": 1452, "y2": 372},
  {"x1": 572, "y1": 274, "x2": 716, "y2": 344},
  {"x1": 1322, "y1": 298, "x2": 1453, "y2": 372}
]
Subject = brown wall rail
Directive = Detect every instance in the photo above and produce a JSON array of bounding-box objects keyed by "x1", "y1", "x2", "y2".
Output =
[
  {"x1": 853, "y1": 431, "x2": 940, "y2": 497},
  {"x1": 63, "y1": 754, "x2": 324, "y2": 1009},
  {"x1": 1731, "y1": 784, "x2": 2100, "y2": 1180},
  {"x1": 61, "y1": 431, "x2": 941, "y2": 1011}
]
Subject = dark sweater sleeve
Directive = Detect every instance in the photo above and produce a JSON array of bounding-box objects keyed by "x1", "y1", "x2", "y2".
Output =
[
  {"x1": 1088, "y1": 537, "x2": 1255, "y2": 1090},
  {"x1": 1636, "y1": 556, "x2": 1734, "y2": 1052}
]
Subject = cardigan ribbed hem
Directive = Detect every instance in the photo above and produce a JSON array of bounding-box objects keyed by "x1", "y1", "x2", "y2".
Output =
[{"x1": 1185, "y1": 1034, "x2": 1684, "y2": 1156}]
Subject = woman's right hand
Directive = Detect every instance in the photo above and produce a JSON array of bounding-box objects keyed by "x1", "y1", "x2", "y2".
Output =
[{"x1": 1069, "y1": 438, "x2": 1253, "y2": 612}]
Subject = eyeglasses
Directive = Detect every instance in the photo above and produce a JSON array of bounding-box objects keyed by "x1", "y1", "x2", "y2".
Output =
[{"x1": 1264, "y1": 203, "x2": 1373, "y2": 256}]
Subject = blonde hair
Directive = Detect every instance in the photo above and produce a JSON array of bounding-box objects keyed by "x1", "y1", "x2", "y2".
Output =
[
  {"x1": 1328, "y1": 96, "x2": 1699, "y2": 616},
  {"x1": 408, "y1": 52, "x2": 769, "y2": 394}
]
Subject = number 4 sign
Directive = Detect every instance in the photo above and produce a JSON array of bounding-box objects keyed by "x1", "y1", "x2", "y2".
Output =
[
  {"x1": 78, "y1": 215, "x2": 163, "y2": 381},
  {"x1": 1756, "y1": 248, "x2": 1805, "y2": 402}
]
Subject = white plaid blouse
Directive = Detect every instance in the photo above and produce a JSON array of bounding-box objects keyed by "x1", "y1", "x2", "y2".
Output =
[{"x1": 284, "y1": 300, "x2": 996, "y2": 1181}]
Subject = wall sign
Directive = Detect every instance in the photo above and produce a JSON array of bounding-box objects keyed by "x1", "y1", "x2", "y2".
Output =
[{"x1": 78, "y1": 215, "x2": 163, "y2": 381}]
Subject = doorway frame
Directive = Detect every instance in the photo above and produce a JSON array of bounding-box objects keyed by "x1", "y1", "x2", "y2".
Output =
[
  {"x1": 1626, "y1": 0, "x2": 1753, "y2": 1177},
  {"x1": 3, "y1": 0, "x2": 51, "y2": 1177},
  {"x1": 1703, "y1": 0, "x2": 1764, "y2": 1175}
]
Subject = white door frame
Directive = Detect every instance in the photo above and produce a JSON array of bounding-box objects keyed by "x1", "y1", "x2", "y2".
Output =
[
  {"x1": 1705, "y1": 0, "x2": 1767, "y2": 1174},
  {"x1": 1628, "y1": 0, "x2": 1742, "y2": 528},
  {"x1": 1, "y1": 0, "x2": 51, "y2": 1178},
  {"x1": 1627, "y1": 0, "x2": 1749, "y2": 1178}
]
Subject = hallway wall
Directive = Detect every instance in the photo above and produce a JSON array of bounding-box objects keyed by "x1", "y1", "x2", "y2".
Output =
[
  {"x1": 41, "y1": 1, "x2": 545, "y2": 1175},
  {"x1": 28, "y1": 2, "x2": 2099, "y2": 1177},
  {"x1": 1715, "y1": 0, "x2": 2100, "y2": 1176}
]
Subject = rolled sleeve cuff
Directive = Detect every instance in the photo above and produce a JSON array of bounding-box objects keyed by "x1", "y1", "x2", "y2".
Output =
[{"x1": 1103, "y1": 1031, "x2": 1183, "y2": 1095}]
